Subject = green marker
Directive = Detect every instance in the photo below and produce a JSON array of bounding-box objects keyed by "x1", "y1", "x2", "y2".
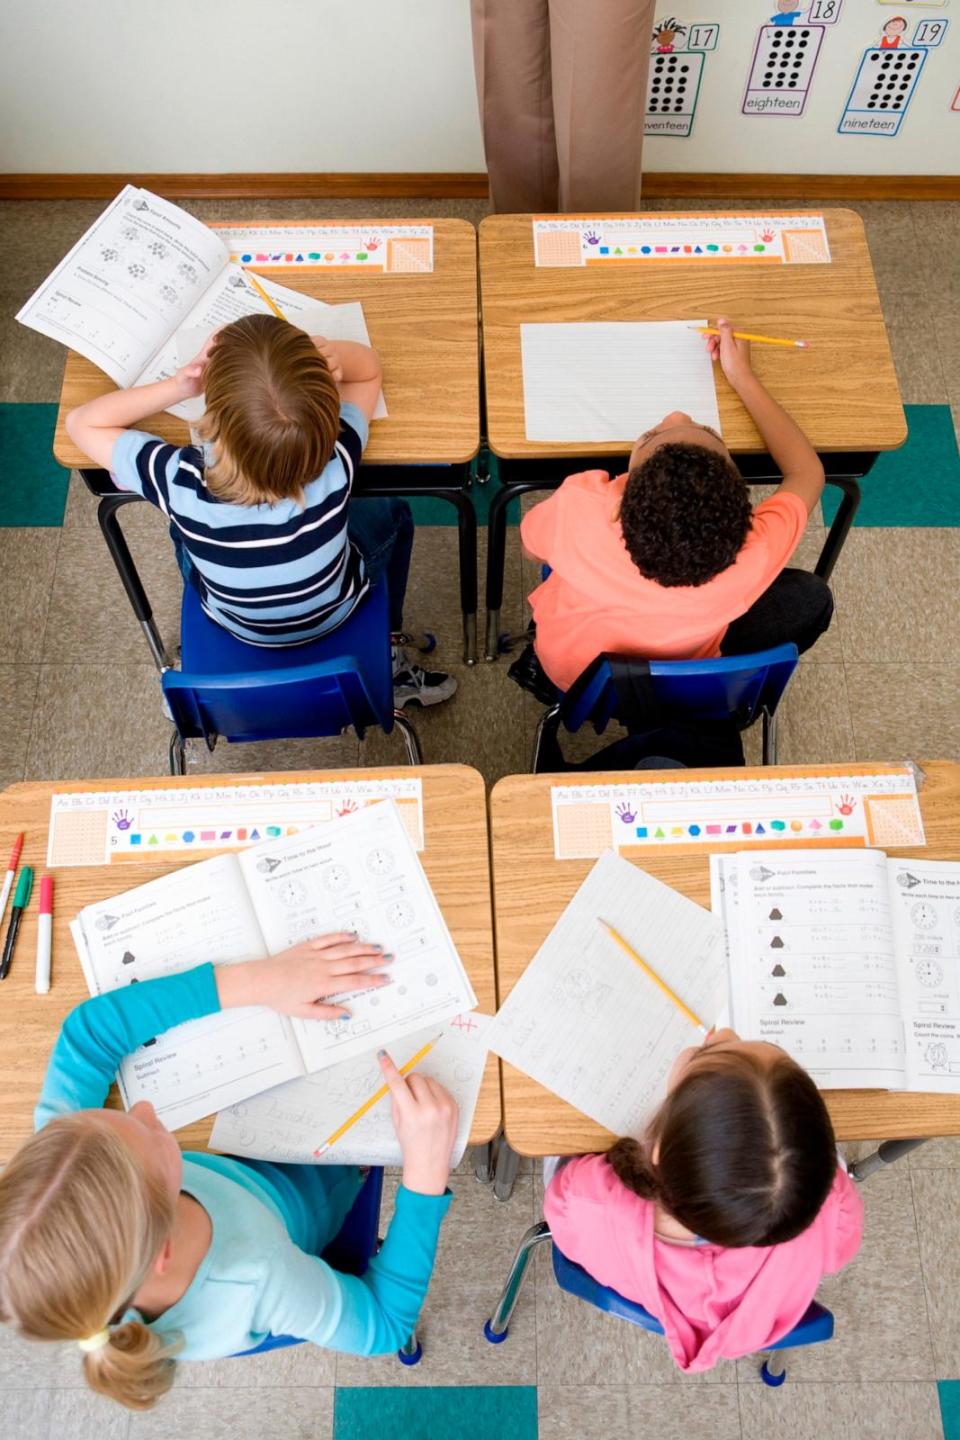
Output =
[{"x1": 0, "y1": 865, "x2": 33, "y2": 981}]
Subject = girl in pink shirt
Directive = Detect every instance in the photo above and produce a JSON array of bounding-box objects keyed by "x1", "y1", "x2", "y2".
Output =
[{"x1": 543, "y1": 1028, "x2": 863, "y2": 1372}]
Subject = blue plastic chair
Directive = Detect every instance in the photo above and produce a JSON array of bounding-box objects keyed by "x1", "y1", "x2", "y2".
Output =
[
  {"x1": 531, "y1": 645, "x2": 798, "y2": 772},
  {"x1": 483, "y1": 1220, "x2": 833, "y2": 1386},
  {"x1": 231, "y1": 1166, "x2": 421, "y2": 1366},
  {"x1": 162, "y1": 578, "x2": 421, "y2": 775}
]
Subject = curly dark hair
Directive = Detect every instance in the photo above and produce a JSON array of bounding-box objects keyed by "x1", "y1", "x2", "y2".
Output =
[{"x1": 619, "y1": 442, "x2": 752, "y2": 588}]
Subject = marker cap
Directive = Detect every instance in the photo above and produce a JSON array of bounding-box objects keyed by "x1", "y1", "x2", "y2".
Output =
[
  {"x1": 39, "y1": 876, "x2": 53, "y2": 915},
  {"x1": 13, "y1": 867, "x2": 33, "y2": 909}
]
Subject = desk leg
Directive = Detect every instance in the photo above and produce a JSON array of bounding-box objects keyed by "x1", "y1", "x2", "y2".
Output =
[
  {"x1": 816, "y1": 476, "x2": 862, "y2": 583},
  {"x1": 493, "y1": 1138, "x2": 521, "y2": 1202},
  {"x1": 484, "y1": 478, "x2": 558, "y2": 661},
  {"x1": 95, "y1": 490, "x2": 174, "y2": 673},
  {"x1": 473, "y1": 1139, "x2": 497, "y2": 1185},
  {"x1": 851, "y1": 1138, "x2": 927, "y2": 1182}
]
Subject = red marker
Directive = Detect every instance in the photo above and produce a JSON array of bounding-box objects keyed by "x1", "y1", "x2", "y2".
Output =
[
  {"x1": 36, "y1": 875, "x2": 54, "y2": 994},
  {"x1": 0, "y1": 834, "x2": 23, "y2": 930}
]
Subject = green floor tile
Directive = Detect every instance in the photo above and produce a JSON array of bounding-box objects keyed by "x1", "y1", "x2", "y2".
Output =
[
  {"x1": 821, "y1": 405, "x2": 960, "y2": 528},
  {"x1": 939, "y1": 1380, "x2": 960, "y2": 1439},
  {"x1": 0, "y1": 404, "x2": 69, "y2": 526},
  {"x1": 333, "y1": 1385, "x2": 537, "y2": 1440}
]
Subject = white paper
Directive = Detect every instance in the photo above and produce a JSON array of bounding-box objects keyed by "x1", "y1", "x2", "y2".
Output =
[
  {"x1": 888, "y1": 859, "x2": 960, "y2": 1093},
  {"x1": 239, "y1": 801, "x2": 476, "y2": 1070},
  {"x1": 16, "y1": 186, "x2": 229, "y2": 388},
  {"x1": 520, "y1": 320, "x2": 721, "y2": 444},
  {"x1": 71, "y1": 853, "x2": 303, "y2": 1131},
  {"x1": 485, "y1": 851, "x2": 726, "y2": 1136},
  {"x1": 729, "y1": 850, "x2": 906, "y2": 1090},
  {"x1": 210, "y1": 1012, "x2": 490, "y2": 1165}
]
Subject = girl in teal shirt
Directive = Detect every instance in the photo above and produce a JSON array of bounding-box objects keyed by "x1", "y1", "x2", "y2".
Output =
[{"x1": 0, "y1": 936, "x2": 458, "y2": 1412}]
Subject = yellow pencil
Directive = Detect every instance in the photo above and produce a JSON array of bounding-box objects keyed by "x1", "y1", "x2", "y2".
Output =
[
  {"x1": 690, "y1": 325, "x2": 809, "y2": 350},
  {"x1": 243, "y1": 269, "x2": 288, "y2": 322},
  {"x1": 313, "y1": 1035, "x2": 440, "y2": 1157},
  {"x1": 599, "y1": 920, "x2": 708, "y2": 1037}
]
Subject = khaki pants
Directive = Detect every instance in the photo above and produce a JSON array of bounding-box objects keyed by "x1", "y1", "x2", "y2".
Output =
[{"x1": 470, "y1": 0, "x2": 656, "y2": 213}]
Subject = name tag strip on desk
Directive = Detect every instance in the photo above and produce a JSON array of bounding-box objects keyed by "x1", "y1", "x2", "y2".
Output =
[
  {"x1": 551, "y1": 769, "x2": 924, "y2": 861},
  {"x1": 532, "y1": 215, "x2": 831, "y2": 268},
  {"x1": 46, "y1": 779, "x2": 425, "y2": 868},
  {"x1": 213, "y1": 223, "x2": 434, "y2": 274}
]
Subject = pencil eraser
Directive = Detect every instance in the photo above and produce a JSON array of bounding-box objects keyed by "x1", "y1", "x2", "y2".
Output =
[
  {"x1": 796, "y1": 340, "x2": 810, "y2": 350},
  {"x1": 39, "y1": 876, "x2": 54, "y2": 913}
]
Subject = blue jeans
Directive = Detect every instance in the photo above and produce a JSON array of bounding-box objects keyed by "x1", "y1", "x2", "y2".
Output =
[{"x1": 347, "y1": 497, "x2": 414, "y2": 635}]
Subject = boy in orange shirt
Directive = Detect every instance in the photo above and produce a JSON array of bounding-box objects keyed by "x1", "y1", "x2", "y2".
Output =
[{"x1": 520, "y1": 318, "x2": 832, "y2": 692}]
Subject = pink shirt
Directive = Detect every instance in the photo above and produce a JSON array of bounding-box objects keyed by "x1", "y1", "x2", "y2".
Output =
[
  {"x1": 543, "y1": 1153, "x2": 863, "y2": 1372},
  {"x1": 520, "y1": 472, "x2": 808, "y2": 691}
]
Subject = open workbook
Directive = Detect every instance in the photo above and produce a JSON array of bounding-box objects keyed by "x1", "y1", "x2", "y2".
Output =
[
  {"x1": 16, "y1": 185, "x2": 385, "y2": 422},
  {"x1": 712, "y1": 851, "x2": 960, "y2": 1093},
  {"x1": 71, "y1": 801, "x2": 476, "y2": 1131}
]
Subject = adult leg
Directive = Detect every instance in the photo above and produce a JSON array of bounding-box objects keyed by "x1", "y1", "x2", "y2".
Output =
[
  {"x1": 347, "y1": 497, "x2": 414, "y2": 635},
  {"x1": 548, "y1": 0, "x2": 655, "y2": 211},
  {"x1": 721, "y1": 569, "x2": 834, "y2": 658},
  {"x1": 470, "y1": 0, "x2": 559, "y2": 213}
]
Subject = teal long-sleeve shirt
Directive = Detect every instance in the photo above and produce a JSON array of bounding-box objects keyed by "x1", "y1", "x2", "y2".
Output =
[{"x1": 35, "y1": 964, "x2": 452, "y2": 1360}]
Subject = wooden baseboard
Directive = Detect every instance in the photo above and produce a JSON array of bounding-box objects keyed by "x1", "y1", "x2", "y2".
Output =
[{"x1": 1, "y1": 171, "x2": 958, "y2": 202}]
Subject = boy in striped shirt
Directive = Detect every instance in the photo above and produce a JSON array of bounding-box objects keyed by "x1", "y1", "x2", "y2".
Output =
[{"x1": 65, "y1": 315, "x2": 456, "y2": 707}]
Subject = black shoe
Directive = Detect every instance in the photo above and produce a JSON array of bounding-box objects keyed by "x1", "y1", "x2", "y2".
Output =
[{"x1": 507, "y1": 643, "x2": 558, "y2": 707}]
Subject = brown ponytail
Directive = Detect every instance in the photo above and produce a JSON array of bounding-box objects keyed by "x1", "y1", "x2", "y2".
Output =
[
  {"x1": 0, "y1": 1116, "x2": 180, "y2": 1410},
  {"x1": 607, "y1": 1048, "x2": 837, "y2": 1248}
]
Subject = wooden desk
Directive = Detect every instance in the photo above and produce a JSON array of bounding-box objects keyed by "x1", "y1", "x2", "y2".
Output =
[
  {"x1": 491, "y1": 761, "x2": 960, "y2": 1157},
  {"x1": 52, "y1": 218, "x2": 481, "y2": 663},
  {"x1": 0, "y1": 765, "x2": 499, "y2": 1164},
  {"x1": 54, "y1": 218, "x2": 480, "y2": 469},
  {"x1": 478, "y1": 209, "x2": 906, "y2": 657}
]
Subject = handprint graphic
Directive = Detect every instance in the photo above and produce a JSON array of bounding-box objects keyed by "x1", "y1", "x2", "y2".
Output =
[
  {"x1": 112, "y1": 810, "x2": 133, "y2": 832},
  {"x1": 583, "y1": 229, "x2": 602, "y2": 246},
  {"x1": 837, "y1": 794, "x2": 856, "y2": 816},
  {"x1": 615, "y1": 801, "x2": 637, "y2": 825}
]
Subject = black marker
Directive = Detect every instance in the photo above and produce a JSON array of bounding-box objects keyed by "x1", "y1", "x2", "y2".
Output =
[{"x1": 0, "y1": 867, "x2": 33, "y2": 980}]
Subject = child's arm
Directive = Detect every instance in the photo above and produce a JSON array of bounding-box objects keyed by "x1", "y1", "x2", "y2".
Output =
[
  {"x1": 707, "y1": 318, "x2": 825, "y2": 517},
  {"x1": 311, "y1": 337, "x2": 382, "y2": 423},
  {"x1": 64, "y1": 343, "x2": 213, "y2": 471}
]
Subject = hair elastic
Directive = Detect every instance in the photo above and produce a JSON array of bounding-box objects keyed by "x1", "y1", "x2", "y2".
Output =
[{"x1": 77, "y1": 1328, "x2": 111, "y2": 1353}]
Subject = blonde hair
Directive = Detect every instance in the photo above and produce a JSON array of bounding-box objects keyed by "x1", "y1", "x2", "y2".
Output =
[
  {"x1": 195, "y1": 313, "x2": 341, "y2": 506},
  {"x1": 0, "y1": 1115, "x2": 179, "y2": 1411}
]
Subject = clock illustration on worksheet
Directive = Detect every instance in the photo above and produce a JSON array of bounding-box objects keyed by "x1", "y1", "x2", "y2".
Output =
[
  {"x1": 321, "y1": 863, "x2": 351, "y2": 893},
  {"x1": 915, "y1": 958, "x2": 944, "y2": 988},
  {"x1": 276, "y1": 877, "x2": 308, "y2": 909},
  {"x1": 366, "y1": 847, "x2": 396, "y2": 877},
  {"x1": 911, "y1": 902, "x2": 938, "y2": 932}
]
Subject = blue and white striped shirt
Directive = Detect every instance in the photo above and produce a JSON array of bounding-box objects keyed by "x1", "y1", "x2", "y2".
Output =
[{"x1": 110, "y1": 403, "x2": 370, "y2": 647}]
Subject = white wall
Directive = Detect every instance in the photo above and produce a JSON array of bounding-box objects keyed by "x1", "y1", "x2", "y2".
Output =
[{"x1": 1, "y1": 0, "x2": 957, "y2": 176}]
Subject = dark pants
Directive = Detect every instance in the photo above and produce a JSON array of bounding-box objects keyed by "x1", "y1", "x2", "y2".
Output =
[
  {"x1": 171, "y1": 498, "x2": 415, "y2": 637},
  {"x1": 720, "y1": 568, "x2": 834, "y2": 658},
  {"x1": 347, "y1": 497, "x2": 414, "y2": 635}
]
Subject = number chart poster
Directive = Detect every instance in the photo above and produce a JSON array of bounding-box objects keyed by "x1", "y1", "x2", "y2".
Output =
[
  {"x1": 646, "y1": 18, "x2": 720, "y2": 136},
  {"x1": 839, "y1": 15, "x2": 948, "y2": 137},
  {"x1": 743, "y1": 1, "x2": 843, "y2": 117}
]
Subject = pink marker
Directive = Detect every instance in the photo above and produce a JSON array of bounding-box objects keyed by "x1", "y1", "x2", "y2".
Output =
[
  {"x1": 35, "y1": 875, "x2": 53, "y2": 994},
  {"x1": 0, "y1": 833, "x2": 23, "y2": 931}
]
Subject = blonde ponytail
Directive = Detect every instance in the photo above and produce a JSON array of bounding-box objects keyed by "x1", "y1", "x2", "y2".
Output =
[{"x1": 0, "y1": 1115, "x2": 180, "y2": 1410}]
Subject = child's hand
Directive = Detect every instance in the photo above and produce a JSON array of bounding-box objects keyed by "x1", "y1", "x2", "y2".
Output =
[
  {"x1": 704, "y1": 317, "x2": 752, "y2": 387},
  {"x1": 311, "y1": 336, "x2": 344, "y2": 384},
  {"x1": 379, "y1": 1050, "x2": 459, "y2": 1196},
  {"x1": 216, "y1": 933, "x2": 392, "y2": 1019},
  {"x1": 173, "y1": 331, "x2": 220, "y2": 400}
]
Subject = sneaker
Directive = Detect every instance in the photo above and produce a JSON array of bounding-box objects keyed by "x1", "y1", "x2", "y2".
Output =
[{"x1": 391, "y1": 645, "x2": 458, "y2": 708}]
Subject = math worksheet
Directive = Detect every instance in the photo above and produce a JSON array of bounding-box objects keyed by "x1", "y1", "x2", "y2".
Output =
[
  {"x1": 485, "y1": 851, "x2": 726, "y2": 1135},
  {"x1": 71, "y1": 802, "x2": 475, "y2": 1129},
  {"x1": 520, "y1": 321, "x2": 721, "y2": 444},
  {"x1": 210, "y1": 1012, "x2": 490, "y2": 1166}
]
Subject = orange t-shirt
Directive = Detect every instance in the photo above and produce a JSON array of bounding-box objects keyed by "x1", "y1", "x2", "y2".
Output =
[{"x1": 520, "y1": 470, "x2": 808, "y2": 691}]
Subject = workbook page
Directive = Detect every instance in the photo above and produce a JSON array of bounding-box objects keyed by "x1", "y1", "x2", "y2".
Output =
[
  {"x1": 888, "y1": 859, "x2": 960, "y2": 1094},
  {"x1": 485, "y1": 851, "x2": 726, "y2": 1136},
  {"x1": 71, "y1": 853, "x2": 304, "y2": 1130},
  {"x1": 239, "y1": 802, "x2": 476, "y2": 1071},
  {"x1": 16, "y1": 186, "x2": 228, "y2": 387},
  {"x1": 731, "y1": 851, "x2": 906, "y2": 1090},
  {"x1": 520, "y1": 320, "x2": 721, "y2": 444},
  {"x1": 209, "y1": 1012, "x2": 490, "y2": 1166}
]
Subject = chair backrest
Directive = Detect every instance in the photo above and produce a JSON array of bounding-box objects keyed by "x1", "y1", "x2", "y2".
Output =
[
  {"x1": 232, "y1": 1167, "x2": 384, "y2": 1357},
  {"x1": 560, "y1": 646, "x2": 799, "y2": 738},
  {"x1": 551, "y1": 1243, "x2": 833, "y2": 1354},
  {"x1": 163, "y1": 580, "x2": 394, "y2": 745}
]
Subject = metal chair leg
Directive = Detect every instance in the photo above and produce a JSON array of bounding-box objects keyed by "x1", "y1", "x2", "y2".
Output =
[
  {"x1": 393, "y1": 710, "x2": 423, "y2": 765},
  {"x1": 483, "y1": 1221, "x2": 552, "y2": 1342},
  {"x1": 169, "y1": 730, "x2": 187, "y2": 776},
  {"x1": 851, "y1": 1137, "x2": 927, "y2": 1181},
  {"x1": 760, "y1": 1347, "x2": 788, "y2": 1386},
  {"x1": 531, "y1": 704, "x2": 562, "y2": 773},
  {"x1": 397, "y1": 1329, "x2": 422, "y2": 1366},
  {"x1": 762, "y1": 707, "x2": 780, "y2": 766}
]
